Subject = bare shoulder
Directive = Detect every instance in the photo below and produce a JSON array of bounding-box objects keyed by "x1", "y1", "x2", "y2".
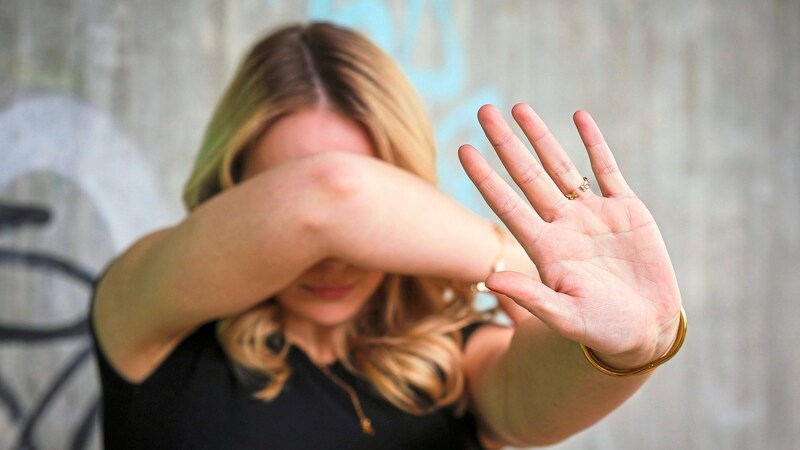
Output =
[
  {"x1": 462, "y1": 322, "x2": 514, "y2": 378},
  {"x1": 90, "y1": 155, "x2": 354, "y2": 384}
]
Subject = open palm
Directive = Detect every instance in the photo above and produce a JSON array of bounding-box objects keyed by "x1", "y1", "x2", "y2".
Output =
[{"x1": 459, "y1": 104, "x2": 683, "y2": 368}]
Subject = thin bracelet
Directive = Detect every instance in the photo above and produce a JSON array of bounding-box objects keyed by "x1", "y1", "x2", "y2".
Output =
[
  {"x1": 580, "y1": 306, "x2": 687, "y2": 377},
  {"x1": 472, "y1": 223, "x2": 507, "y2": 293}
]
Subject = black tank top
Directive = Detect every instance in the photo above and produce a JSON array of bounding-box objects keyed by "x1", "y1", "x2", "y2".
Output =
[{"x1": 89, "y1": 279, "x2": 487, "y2": 449}]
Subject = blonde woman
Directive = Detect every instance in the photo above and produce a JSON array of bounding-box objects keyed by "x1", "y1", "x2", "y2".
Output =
[{"x1": 90, "y1": 23, "x2": 685, "y2": 449}]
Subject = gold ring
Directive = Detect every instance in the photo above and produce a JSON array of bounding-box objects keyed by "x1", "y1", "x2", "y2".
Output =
[{"x1": 566, "y1": 177, "x2": 590, "y2": 200}]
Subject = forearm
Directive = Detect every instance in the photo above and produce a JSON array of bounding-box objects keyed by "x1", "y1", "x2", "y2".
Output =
[
  {"x1": 96, "y1": 153, "x2": 337, "y2": 348},
  {"x1": 478, "y1": 318, "x2": 652, "y2": 446},
  {"x1": 316, "y1": 152, "x2": 505, "y2": 283}
]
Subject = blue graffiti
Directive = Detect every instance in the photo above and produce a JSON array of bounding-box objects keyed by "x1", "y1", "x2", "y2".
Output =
[
  {"x1": 399, "y1": 0, "x2": 464, "y2": 100},
  {"x1": 307, "y1": 0, "x2": 504, "y2": 215}
]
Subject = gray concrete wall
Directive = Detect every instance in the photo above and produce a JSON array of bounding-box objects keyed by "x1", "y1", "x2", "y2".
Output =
[{"x1": 1, "y1": 1, "x2": 798, "y2": 449}]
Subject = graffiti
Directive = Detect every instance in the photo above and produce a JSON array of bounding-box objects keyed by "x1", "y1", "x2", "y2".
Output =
[
  {"x1": 0, "y1": 94, "x2": 177, "y2": 249},
  {"x1": 0, "y1": 3, "x2": 506, "y2": 447},
  {"x1": 308, "y1": 0, "x2": 504, "y2": 215},
  {"x1": 0, "y1": 94, "x2": 174, "y2": 449},
  {"x1": 0, "y1": 201, "x2": 97, "y2": 450}
]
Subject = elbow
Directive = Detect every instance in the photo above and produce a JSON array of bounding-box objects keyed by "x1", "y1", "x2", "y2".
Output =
[
  {"x1": 306, "y1": 152, "x2": 364, "y2": 199},
  {"x1": 299, "y1": 152, "x2": 369, "y2": 236}
]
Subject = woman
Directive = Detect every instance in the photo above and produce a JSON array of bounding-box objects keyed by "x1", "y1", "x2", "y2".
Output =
[{"x1": 90, "y1": 22, "x2": 685, "y2": 449}]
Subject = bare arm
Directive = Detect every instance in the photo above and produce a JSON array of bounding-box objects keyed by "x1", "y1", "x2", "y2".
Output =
[
  {"x1": 93, "y1": 150, "x2": 511, "y2": 382},
  {"x1": 92, "y1": 153, "x2": 343, "y2": 380},
  {"x1": 463, "y1": 320, "x2": 653, "y2": 447},
  {"x1": 312, "y1": 152, "x2": 504, "y2": 283},
  {"x1": 458, "y1": 104, "x2": 684, "y2": 446}
]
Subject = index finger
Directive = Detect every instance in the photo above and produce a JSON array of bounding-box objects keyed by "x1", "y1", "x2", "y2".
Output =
[{"x1": 457, "y1": 143, "x2": 545, "y2": 247}]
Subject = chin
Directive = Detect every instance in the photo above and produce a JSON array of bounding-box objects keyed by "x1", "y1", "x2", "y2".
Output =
[{"x1": 279, "y1": 294, "x2": 369, "y2": 328}]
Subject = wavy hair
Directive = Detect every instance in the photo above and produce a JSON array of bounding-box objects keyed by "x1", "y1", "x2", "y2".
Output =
[{"x1": 182, "y1": 22, "x2": 487, "y2": 415}]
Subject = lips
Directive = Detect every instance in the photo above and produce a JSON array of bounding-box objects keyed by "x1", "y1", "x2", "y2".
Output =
[{"x1": 302, "y1": 284, "x2": 354, "y2": 299}]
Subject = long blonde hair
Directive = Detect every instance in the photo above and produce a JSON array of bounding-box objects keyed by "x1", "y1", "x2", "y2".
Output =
[{"x1": 182, "y1": 22, "x2": 486, "y2": 415}]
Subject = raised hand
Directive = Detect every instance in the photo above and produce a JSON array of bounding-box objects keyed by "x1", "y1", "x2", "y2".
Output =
[{"x1": 458, "y1": 104, "x2": 683, "y2": 369}]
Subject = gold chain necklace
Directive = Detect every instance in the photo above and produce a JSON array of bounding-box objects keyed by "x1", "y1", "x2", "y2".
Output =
[{"x1": 318, "y1": 365, "x2": 375, "y2": 435}]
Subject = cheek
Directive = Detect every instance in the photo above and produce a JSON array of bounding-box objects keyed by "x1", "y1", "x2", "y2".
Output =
[{"x1": 361, "y1": 272, "x2": 386, "y2": 293}]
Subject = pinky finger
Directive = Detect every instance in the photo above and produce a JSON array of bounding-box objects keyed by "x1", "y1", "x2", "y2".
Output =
[{"x1": 573, "y1": 110, "x2": 634, "y2": 198}]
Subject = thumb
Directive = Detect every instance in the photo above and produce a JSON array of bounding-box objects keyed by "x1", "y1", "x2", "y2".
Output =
[
  {"x1": 485, "y1": 271, "x2": 578, "y2": 337},
  {"x1": 495, "y1": 292, "x2": 530, "y2": 326}
]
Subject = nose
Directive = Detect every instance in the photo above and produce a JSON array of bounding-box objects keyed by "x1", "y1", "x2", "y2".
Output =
[
  {"x1": 310, "y1": 258, "x2": 353, "y2": 283},
  {"x1": 318, "y1": 258, "x2": 349, "y2": 271}
]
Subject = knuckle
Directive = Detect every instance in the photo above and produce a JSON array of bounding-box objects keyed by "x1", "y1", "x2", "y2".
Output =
[
  {"x1": 530, "y1": 130, "x2": 552, "y2": 147},
  {"x1": 552, "y1": 159, "x2": 575, "y2": 177},
  {"x1": 517, "y1": 162, "x2": 544, "y2": 187},
  {"x1": 491, "y1": 132, "x2": 515, "y2": 150},
  {"x1": 544, "y1": 196, "x2": 569, "y2": 219},
  {"x1": 598, "y1": 162, "x2": 618, "y2": 175},
  {"x1": 587, "y1": 141, "x2": 608, "y2": 154},
  {"x1": 473, "y1": 169, "x2": 494, "y2": 190},
  {"x1": 496, "y1": 194, "x2": 523, "y2": 220}
]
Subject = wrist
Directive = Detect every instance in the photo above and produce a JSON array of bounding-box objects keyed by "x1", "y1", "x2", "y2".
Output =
[
  {"x1": 581, "y1": 306, "x2": 687, "y2": 376},
  {"x1": 591, "y1": 348, "x2": 661, "y2": 371},
  {"x1": 472, "y1": 222, "x2": 507, "y2": 293}
]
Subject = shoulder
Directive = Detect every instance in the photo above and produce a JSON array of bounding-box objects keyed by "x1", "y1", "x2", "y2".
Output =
[
  {"x1": 90, "y1": 270, "x2": 220, "y2": 387},
  {"x1": 459, "y1": 321, "x2": 486, "y2": 345},
  {"x1": 93, "y1": 322, "x2": 217, "y2": 387},
  {"x1": 461, "y1": 321, "x2": 514, "y2": 367}
]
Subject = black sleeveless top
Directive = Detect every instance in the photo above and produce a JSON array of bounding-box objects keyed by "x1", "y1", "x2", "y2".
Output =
[{"x1": 89, "y1": 278, "x2": 487, "y2": 449}]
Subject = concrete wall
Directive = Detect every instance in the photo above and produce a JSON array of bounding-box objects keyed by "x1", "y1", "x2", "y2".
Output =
[{"x1": 1, "y1": 1, "x2": 798, "y2": 449}]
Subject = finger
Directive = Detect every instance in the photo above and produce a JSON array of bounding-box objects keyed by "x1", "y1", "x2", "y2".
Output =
[
  {"x1": 485, "y1": 271, "x2": 584, "y2": 342},
  {"x1": 495, "y1": 293, "x2": 530, "y2": 326},
  {"x1": 573, "y1": 110, "x2": 634, "y2": 197},
  {"x1": 475, "y1": 104, "x2": 570, "y2": 221},
  {"x1": 457, "y1": 144, "x2": 545, "y2": 245},
  {"x1": 511, "y1": 104, "x2": 592, "y2": 200}
]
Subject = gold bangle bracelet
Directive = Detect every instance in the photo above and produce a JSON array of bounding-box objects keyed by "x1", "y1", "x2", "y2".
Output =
[{"x1": 580, "y1": 305, "x2": 687, "y2": 377}]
